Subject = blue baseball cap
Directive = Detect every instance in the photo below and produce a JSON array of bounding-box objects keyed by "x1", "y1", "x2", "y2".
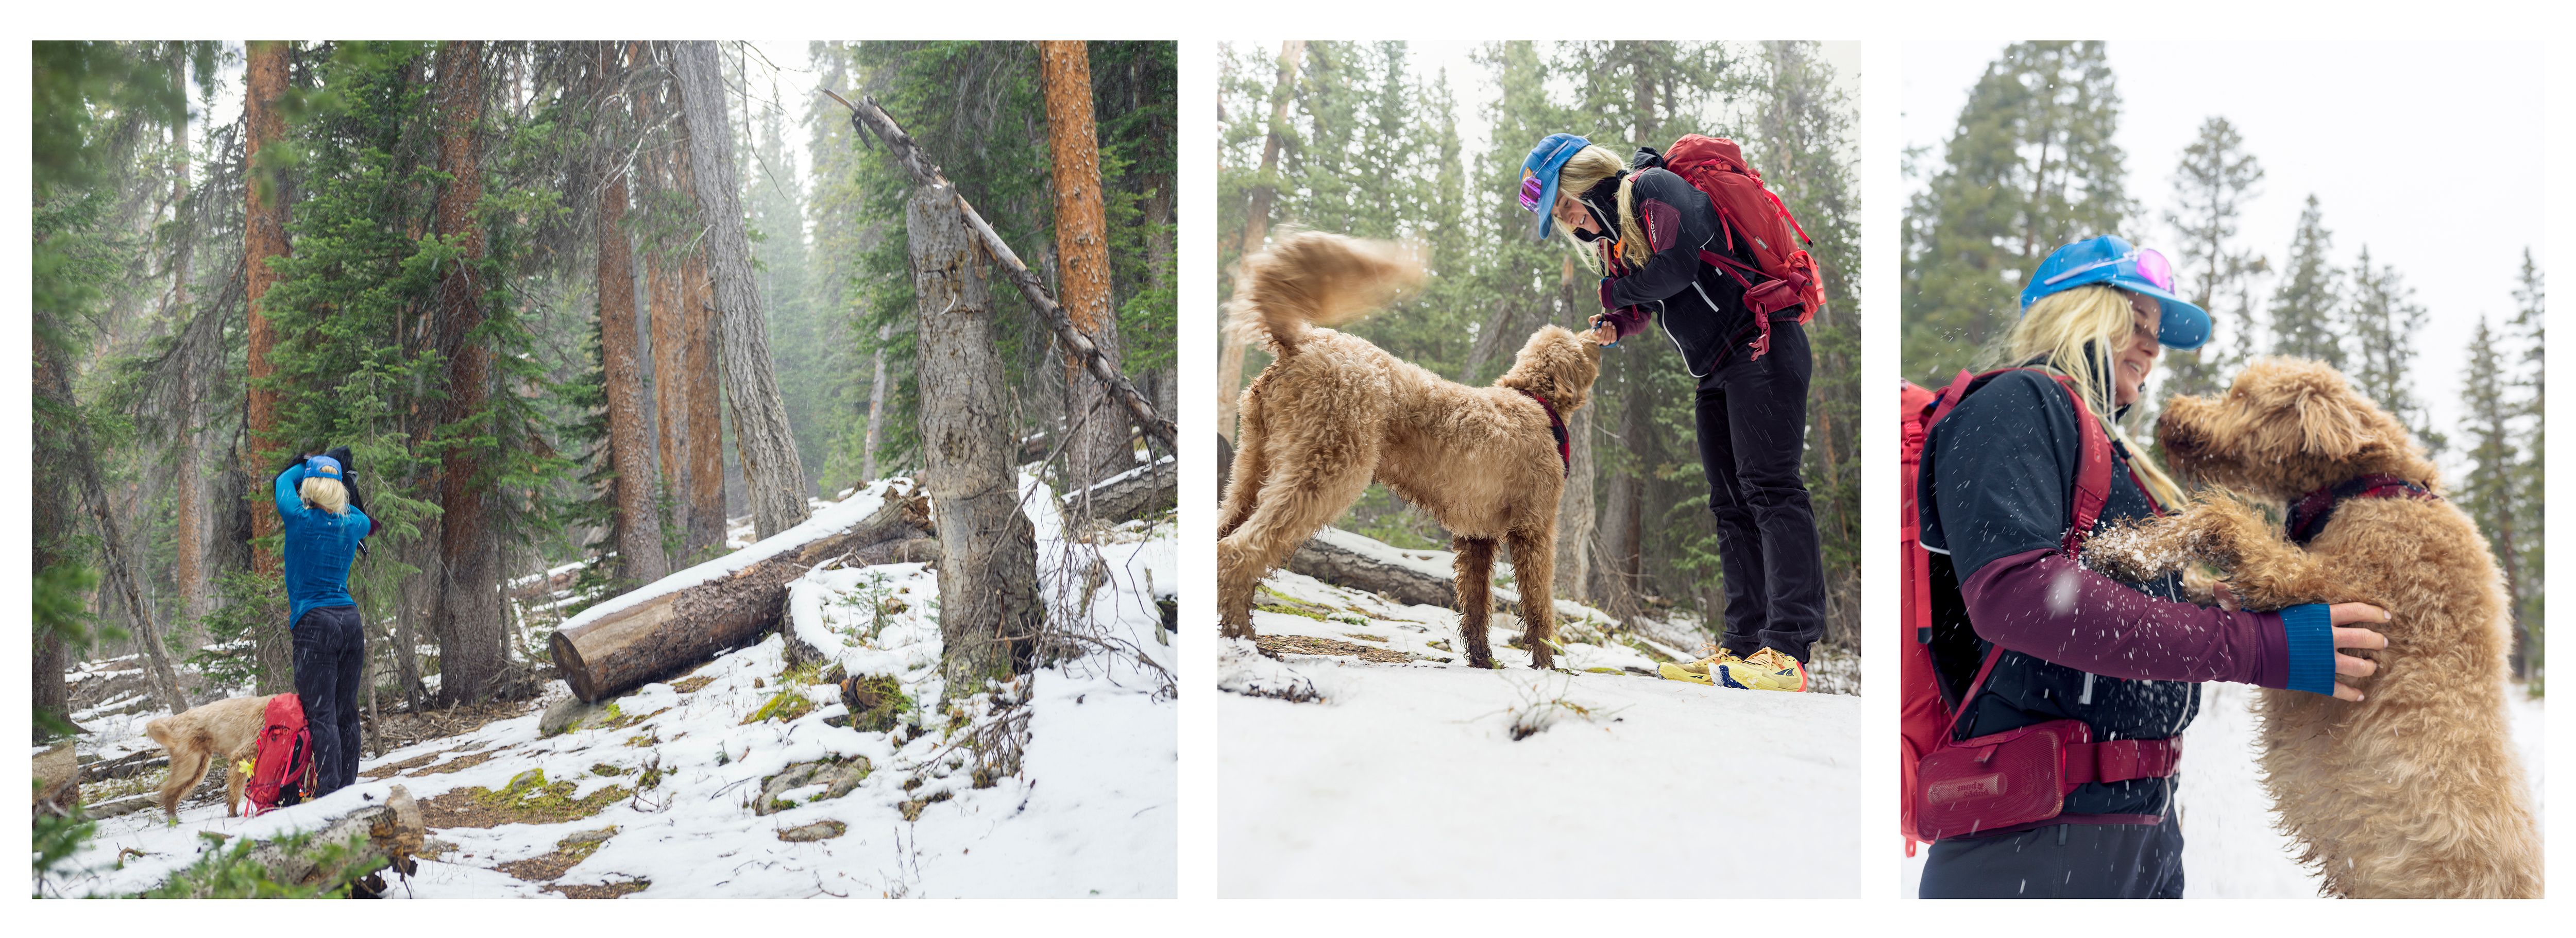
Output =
[
  {"x1": 2021, "y1": 235, "x2": 2210, "y2": 350},
  {"x1": 1520, "y1": 132, "x2": 1591, "y2": 242},
  {"x1": 306, "y1": 455, "x2": 345, "y2": 480}
]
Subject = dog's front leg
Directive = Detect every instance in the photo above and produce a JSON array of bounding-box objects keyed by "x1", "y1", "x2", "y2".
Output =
[
  {"x1": 1454, "y1": 537, "x2": 1498, "y2": 668},
  {"x1": 1507, "y1": 528, "x2": 1557, "y2": 670}
]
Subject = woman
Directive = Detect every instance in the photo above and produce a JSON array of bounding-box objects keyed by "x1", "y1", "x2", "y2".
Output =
[
  {"x1": 273, "y1": 447, "x2": 374, "y2": 799},
  {"x1": 1519, "y1": 132, "x2": 1821, "y2": 691},
  {"x1": 1911, "y1": 235, "x2": 2389, "y2": 898}
]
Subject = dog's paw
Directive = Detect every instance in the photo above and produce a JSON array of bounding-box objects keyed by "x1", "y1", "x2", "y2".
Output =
[{"x1": 2083, "y1": 518, "x2": 2187, "y2": 582}]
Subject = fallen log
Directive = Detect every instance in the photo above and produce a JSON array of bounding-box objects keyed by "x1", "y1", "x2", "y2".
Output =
[
  {"x1": 151, "y1": 786, "x2": 426, "y2": 897},
  {"x1": 1073, "y1": 456, "x2": 1177, "y2": 523},
  {"x1": 549, "y1": 487, "x2": 935, "y2": 702},
  {"x1": 1286, "y1": 526, "x2": 1460, "y2": 609}
]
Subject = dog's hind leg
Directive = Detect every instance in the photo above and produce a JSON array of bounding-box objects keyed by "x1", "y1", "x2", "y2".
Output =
[
  {"x1": 1216, "y1": 381, "x2": 1272, "y2": 540},
  {"x1": 159, "y1": 748, "x2": 210, "y2": 821},
  {"x1": 1454, "y1": 537, "x2": 1497, "y2": 668},
  {"x1": 1217, "y1": 432, "x2": 1379, "y2": 642},
  {"x1": 1506, "y1": 528, "x2": 1557, "y2": 670}
]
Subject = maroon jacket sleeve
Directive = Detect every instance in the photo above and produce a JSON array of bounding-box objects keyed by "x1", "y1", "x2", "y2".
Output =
[{"x1": 1960, "y1": 548, "x2": 2293, "y2": 688}]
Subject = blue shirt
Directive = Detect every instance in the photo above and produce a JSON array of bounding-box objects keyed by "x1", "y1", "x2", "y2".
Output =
[{"x1": 274, "y1": 463, "x2": 371, "y2": 628}]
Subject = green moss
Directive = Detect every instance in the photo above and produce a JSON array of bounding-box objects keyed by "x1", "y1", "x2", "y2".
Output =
[
  {"x1": 840, "y1": 673, "x2": 912, "y2": 734},
  {"x1": 743, "y1": 687, "x2": 817, "y2": 725}
]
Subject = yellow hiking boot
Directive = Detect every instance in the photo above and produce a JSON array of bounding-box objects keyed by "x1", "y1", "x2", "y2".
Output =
[
  {"x1": 1657, "y1": 648, "x2": 1744, "y2": 686},
  {"x1": 1720, "y1": 647, "x2": 1810, "y2": 692}
]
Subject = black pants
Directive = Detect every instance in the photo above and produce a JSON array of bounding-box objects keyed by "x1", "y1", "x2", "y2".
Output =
[
  {"x1": 1693, "y1": 320, "x2": 1825, "y2": 662},
  {"x1": 292, "y1": 605, "x2": 366, "y2": 797},
  {"x1": 1919, "y1": 814, "x2": 2187, "y2": 899}
]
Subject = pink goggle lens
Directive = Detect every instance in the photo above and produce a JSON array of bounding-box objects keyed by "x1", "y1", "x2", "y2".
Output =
[
  {"x1": 2133, "y1": 248, "x2": 2174, "y2": 293},
  {"x1": 1519, "y1": 175, "x2": 1546, "y2": 212}
]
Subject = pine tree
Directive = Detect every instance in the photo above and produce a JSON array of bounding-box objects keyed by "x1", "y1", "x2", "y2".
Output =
[
  {"x1": 2459, "y1": 317, "x2": 2526, "y2": 680},
  {"x1": 2343, "y1": 247, "x2": 2442, "y2": 454},
  {"x1": 2506, "y1": 249, "x2": 2544, "y2": 685},
  {"x1": 2157, "y1": 116, "x2": 2266, "y2": 405},
  {"x1": 2267, "y1": 194, "x2": 2343, "y2": 366},
  {"x1": 1904, "y1": 41, "x2": 2130, "y2": 385}
]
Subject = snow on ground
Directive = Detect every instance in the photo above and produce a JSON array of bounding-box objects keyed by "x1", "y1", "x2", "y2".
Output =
[
  {"x1": 1899, "y1": 681, "x2": 2548, "y2": 898},
  {"x1": 45, "y1": 475, "x2": 1175, "y2": 899},
  {"x1": 1218, "y1": 562, "x2": 1860, "y2": 898}
]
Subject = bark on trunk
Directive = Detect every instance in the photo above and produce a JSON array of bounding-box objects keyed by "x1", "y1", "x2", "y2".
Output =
[
  {"x1": 671, "y1": 40, "x2": 809, "y2": 539},
  {"x1": 683, "y1": 242, "x2": 724, "y2": 556},
  {"x1": 1038, "y1": 41, "x2": 1134, "y2": 489},
  {"x1": 1554, "y1": 264, "x2": 1596, "y2": 602},
  {"x1": 1219, "y1": 40, "x2": 1305, "y2": 442},
  {"x1": 243, "y1": 39, "x2": 289, "y2": 590},
  {"x1": 598, "y1": 161, "x2": 669, "y2": 586},
  {"x1": 905, "y1": 183, "x2": 1045, "y2": 689},
  {"x1": 170, "y1": 105, "x2": 208, "y2": 626},
  {"x1": 431, "y1": 41, "x2": 504, "y2": 704},
  {"x1": 39, "y1": 350, "x2": 191, "y2": 715},
  {"x1": 862, "y1": 323, "x2": 889, "y2": 481},
  {"x1": 550, "y1": 488, "x2": 933, "y2": 703}
]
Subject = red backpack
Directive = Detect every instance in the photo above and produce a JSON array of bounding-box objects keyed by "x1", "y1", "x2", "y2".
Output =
[
  {"x1": 1656, "y1": 134, "x2": 1826, "y2": 360},
  {"x1": 245, "y1": 693, "x2": 314, "y2": 816},
  {"x1": 1898, "y1": 369, "x2": 2176, "y2": 854}
]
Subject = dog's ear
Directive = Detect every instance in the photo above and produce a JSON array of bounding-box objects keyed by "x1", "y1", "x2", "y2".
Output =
[{"x1": 2292, "y1": 381, "x2": 2382, "y2": 462}]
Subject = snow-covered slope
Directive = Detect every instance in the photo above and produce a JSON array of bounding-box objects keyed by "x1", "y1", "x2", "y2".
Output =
[
  {"x1": 1218, "y1": 564, "x2": 1860, "y2": 898},
  {"x1": 1898, "y1": 681, "x2": 2548, "y2": 898},
  {"x1": 45, "y1": 476, "x2": 1176, "y2": 899}
]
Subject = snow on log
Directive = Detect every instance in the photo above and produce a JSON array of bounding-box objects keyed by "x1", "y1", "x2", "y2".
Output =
[
  {"x1": 549, "y1": 484, "x2": 934, "y2": 702},
  {"x1": 1074, "y1": 455, "x2": 1176, "y2": 523},
  {"x1": 1286, "y1": 527, "x2": 1460, "y2": 610},
  {"x1": 159, "y1": 786, "x2": 427, "y2": 897}
]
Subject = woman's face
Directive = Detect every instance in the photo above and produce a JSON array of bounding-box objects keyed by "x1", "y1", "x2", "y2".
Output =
[
  {"x1": 2114, "y1": 291, "x2": 2162, "y2": 409},
  {"x1": 1553, "y1": 191, "x2": 1602, "y2": 237}
]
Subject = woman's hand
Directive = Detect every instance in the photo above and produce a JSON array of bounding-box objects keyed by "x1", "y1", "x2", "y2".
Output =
[
  {"x1": 1583, "y1": 317, "x2": 1619, "y2": 346},
  {"x1": 2326, "y1": 602, "x2": 2390, "y2": 702}
]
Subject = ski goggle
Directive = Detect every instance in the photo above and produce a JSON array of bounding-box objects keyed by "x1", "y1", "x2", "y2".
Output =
[
  {"x1": 1519, "y1": 172, "x2": 1547, "y2": 212},
  {"x1": 2041, "y1": 246, "x2": 2176, "y2": 294}
]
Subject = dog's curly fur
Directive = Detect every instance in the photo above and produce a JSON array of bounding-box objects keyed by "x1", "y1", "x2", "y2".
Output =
[
  {"x1": 2083, "y1": 357, "x2": 2539, "y2": 898},
  {"x1": 144, "y1": 693, "x2": 277, "y2": 820},
  {"x1": 1217, "y1": 231, "x2": 1602, "y2": 669}
]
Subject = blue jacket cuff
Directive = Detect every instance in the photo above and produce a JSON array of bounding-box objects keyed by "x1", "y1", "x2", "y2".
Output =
[{"x1": 2278, "y1": 604, "x2": 2335, "y2": 696}]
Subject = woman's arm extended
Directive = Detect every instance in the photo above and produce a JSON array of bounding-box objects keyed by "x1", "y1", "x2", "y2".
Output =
[
  {"x1": 1960, "y1": 549, "x2": 2333, "y2": 693},
  {"x1": 273, "y1": 462, "x2": 306, "y2": 520}
]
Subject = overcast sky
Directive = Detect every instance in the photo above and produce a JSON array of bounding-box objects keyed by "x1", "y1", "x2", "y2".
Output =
[{"x1": 1902, "y1": 41, "x2": 2547, "y2": 470}]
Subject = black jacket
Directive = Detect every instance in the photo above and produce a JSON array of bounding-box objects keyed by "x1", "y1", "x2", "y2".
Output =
[{"x1": 1592, "y1": 165, "x2": 1771, "y2": 377}]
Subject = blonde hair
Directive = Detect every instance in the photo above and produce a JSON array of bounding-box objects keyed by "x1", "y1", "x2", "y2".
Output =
[
  {"x1": 1553, "y1": 144, "x2": 1652, "y2": 271},
  {"x1": 1990, "y1": 284, "x2": 2187, "y2": 508},
  {"x1": 300, "y1": 476, "x2": 350, "y2": 515}
]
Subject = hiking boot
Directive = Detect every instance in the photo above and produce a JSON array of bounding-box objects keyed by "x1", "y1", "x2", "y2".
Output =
[
  {"x1": 1657, "y1": 649, "x2": 1745, "y2": 686},
  {"x1": 1720, "y1": 647, "x2": 1809, "y2": 692}
]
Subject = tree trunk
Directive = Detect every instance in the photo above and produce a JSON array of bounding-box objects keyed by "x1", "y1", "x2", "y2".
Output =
[
  {"x1": 683, "y1": 237, "x2": 724, "y2": 555},
  {"x1": 906, "y1": 182, "x2": 1044, "y2": 689},
  {"x1": 1038, "y1": 41, "x2": 1134, "y2": 490},
  {"x1": 1555, "y1": 269, "x2": 1598, "y2": 604},
  {"x1": 648, "y1": 245, "x2": 685, "y2": 534},
  {"x1": 550, "y1": 488, "x2": 933, "y2": 703},
  {"x1": 598, "y1": 158, "x2": 669, "y2": 586},
  {"x1": 39, "y1": 349, "x2": 190, "y2": 716},
  {"x1": 671, "y1": 40, "x2": 809, "y2": 539},
  {"x1": 431, "y1": 41, "x2": 504, "y2": 705},
  {"x1": 169, "y1": 103, "x2": 208, "y2": 627},
  {"x1": 244, "y1": 41, "x2": 291, "y2": 688},
  {"x1": 862, "y1": 323, "x2": 889, "y2": 481}
]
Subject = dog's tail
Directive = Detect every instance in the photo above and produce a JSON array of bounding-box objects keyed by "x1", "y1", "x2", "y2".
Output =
[
  {"x1": 1228, "y1": 230, "x2": 1423, "y2": 356},
  {"x1": 145, "y1": 715, "x2": 173, "y2": 748}
]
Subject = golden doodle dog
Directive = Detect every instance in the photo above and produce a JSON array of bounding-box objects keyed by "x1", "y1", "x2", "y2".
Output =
[
  {"x1": 144, "y1": 693, "x2": 276, "y2": 821},
  {"x1": 2086, "y1": 356, "x2": 2540, "y2": 898},
  {"x1": 1217, "y1": 231, "x2": 1601, "y2": 669}
]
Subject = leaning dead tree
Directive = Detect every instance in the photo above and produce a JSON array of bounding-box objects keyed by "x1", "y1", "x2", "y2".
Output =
[{"x1": 828, "y1": 90, "x2": 1177, "y2": 453}]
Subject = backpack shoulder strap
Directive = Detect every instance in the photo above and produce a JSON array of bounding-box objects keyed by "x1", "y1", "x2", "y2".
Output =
[
  {"x1": 1920, "y1": 368, "x2": 2113, "y2": 555},
  {"x1": 2043, "y1": 373, "x2": 2114, "y2": 555}
]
